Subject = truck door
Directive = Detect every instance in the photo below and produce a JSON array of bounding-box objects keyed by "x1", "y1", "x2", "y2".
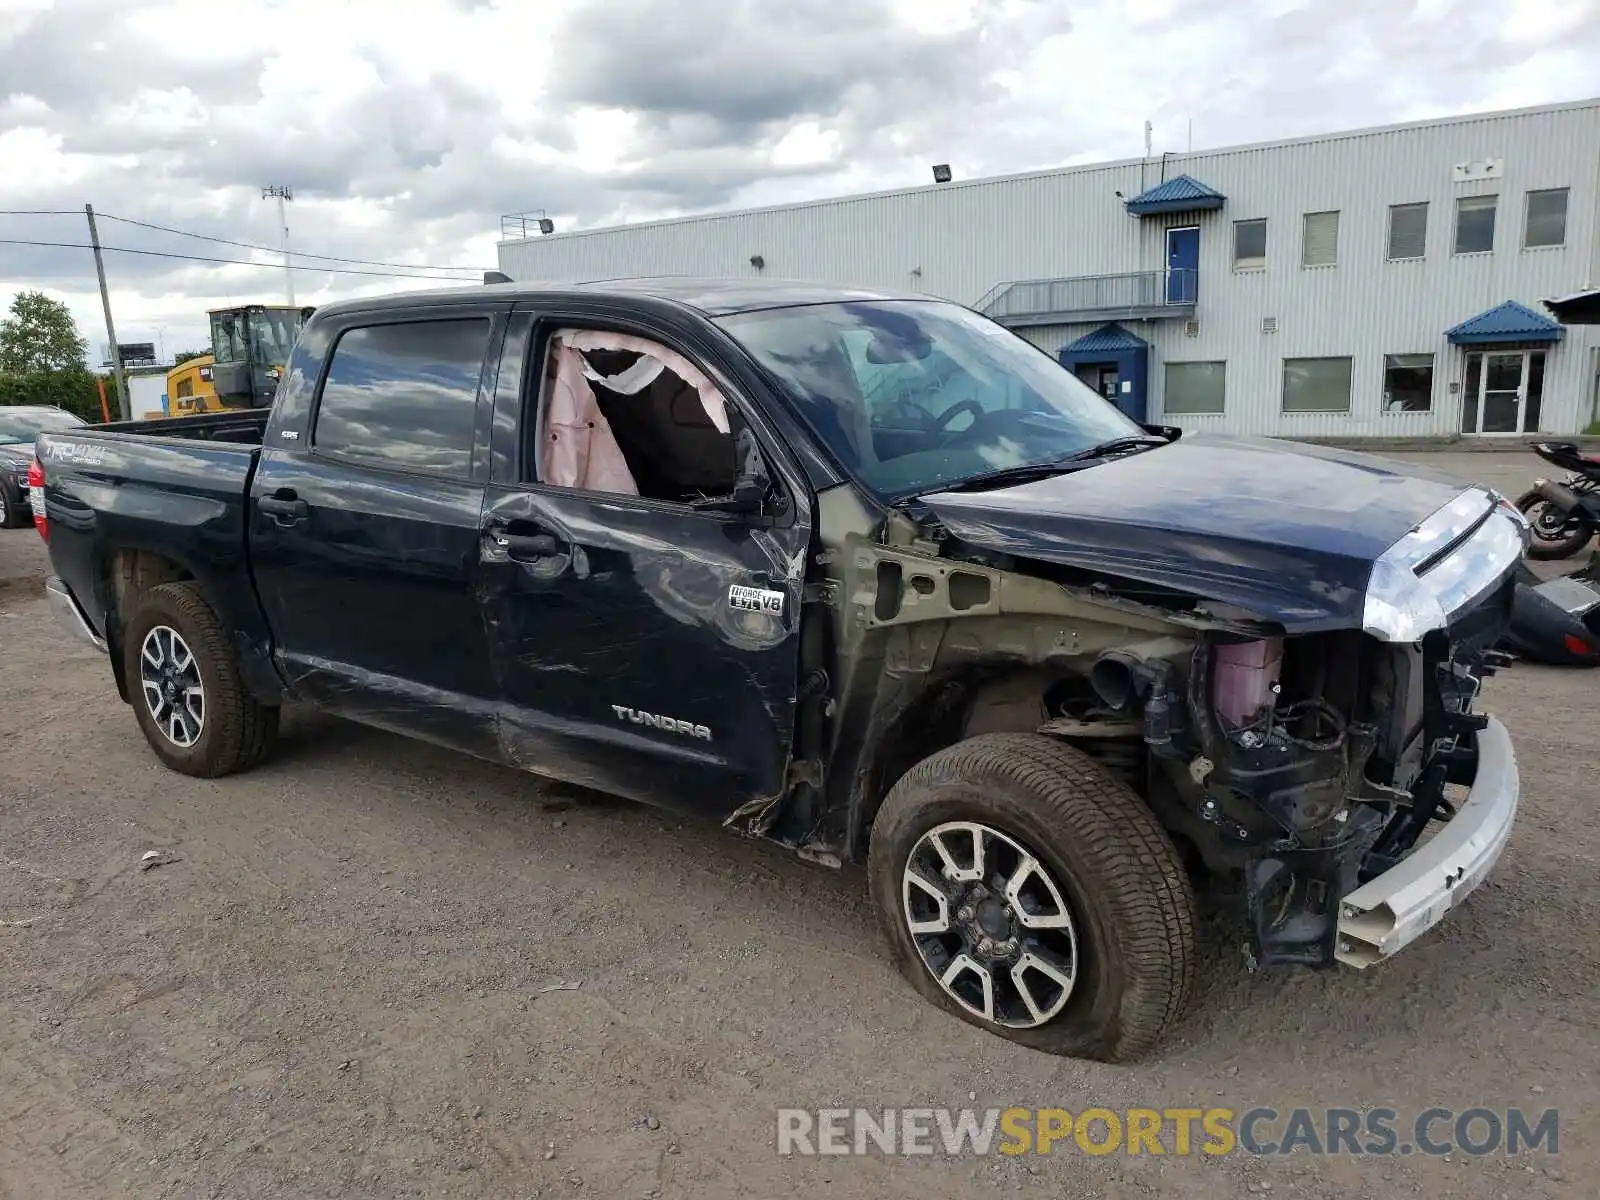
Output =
[
  {"x1": 248, "y1": 306, "x2": 507, "y2": 755},
  {"x1": 477, "y1": 312, "x2": 810, "y2": 820}
]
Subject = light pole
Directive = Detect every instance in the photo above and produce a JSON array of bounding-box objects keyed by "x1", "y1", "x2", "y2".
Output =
[{"x1": 262, "y1": 184, "x2": 294, "y2": 305}]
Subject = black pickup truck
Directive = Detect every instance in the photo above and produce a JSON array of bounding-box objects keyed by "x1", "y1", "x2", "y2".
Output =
[{"x1": 35, "y1": 279, "x2": 1527, "y2": 1060}]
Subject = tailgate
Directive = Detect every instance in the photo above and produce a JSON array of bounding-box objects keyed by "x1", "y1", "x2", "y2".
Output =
[{"x1": 36, "y1": 430, "x2": 261, "y2": 642}]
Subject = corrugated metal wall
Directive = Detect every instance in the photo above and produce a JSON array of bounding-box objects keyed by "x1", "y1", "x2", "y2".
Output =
[{"x1": 500, "y1": 101, "x2": 1600, "y2": 436}]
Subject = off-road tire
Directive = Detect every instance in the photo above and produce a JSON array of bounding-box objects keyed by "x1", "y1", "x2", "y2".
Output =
[
  {"x1": 1516, "y1": 489, "x2": 1595, "y2": 560},
  {"x1": 122, "y1": 581, "x2": 278, "y2": 777},
  {"x1": 868, "y1": 732, "x2": 1197, "y2": 1062}
]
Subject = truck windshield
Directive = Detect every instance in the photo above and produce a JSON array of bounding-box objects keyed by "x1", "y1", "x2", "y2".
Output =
[
  {"x1": 0, "y1": 408, "x2": 84, "y2": 445},
  {"x1": 248, "y1": 309, "x2": 304, "y2": 366},
  {"x1": 717, "y1": 300, "x2": 1142, "y2": 500}
]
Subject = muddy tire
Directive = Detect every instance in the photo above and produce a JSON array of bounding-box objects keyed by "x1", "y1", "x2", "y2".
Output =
[
  {"x1": 122, "y1": 581, "x2": 278, "y2": 777},
  {"x1": 867, "y1": 732, "x2": 1196, "y2": 1062}
]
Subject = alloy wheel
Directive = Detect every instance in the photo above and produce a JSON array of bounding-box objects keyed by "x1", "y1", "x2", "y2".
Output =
[
  {"x1": 901, "y1": 820, "x2": 1079, "y2": 1029},
  {"x1": 139, "y1": 625, "x2": 205, "y2": 748}
]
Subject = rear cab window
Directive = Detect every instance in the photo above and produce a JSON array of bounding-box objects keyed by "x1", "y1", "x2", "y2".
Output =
[{"x1": 313, "y1": 319, "x2": 492, "y2": 477}]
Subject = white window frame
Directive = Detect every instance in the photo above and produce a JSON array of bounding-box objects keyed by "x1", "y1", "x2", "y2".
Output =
[
  {"x1": 1281, "y1": 356, "x2": 1353, "y2": 414},
  {"x1": 1522, "y1": 188, "x2": 1569, "y2": 250},
  {"x1": 1233, "y1": 219, "x2": 1267, "y2": 271},
  {"x1": 1453, "y1": 194, "x2": 1497, "y2": 256},
  {"x1": 1163, "y1": 360, "x2": 1227, "y2": 416},
  {"x1": 1301, "y1": 210, "x2": 1340, "y2": 269},
  {"x1": 1386, "y1": 202, "x2": 1427, "y2": 261},
  {"x1": 1381, "y1": 353, "x2": 1436, "y2": 414}
]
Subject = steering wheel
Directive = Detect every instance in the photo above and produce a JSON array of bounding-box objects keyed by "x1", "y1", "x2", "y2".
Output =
[{"x1": 931, "y1": 398, "x2": 985, "y2": 432}]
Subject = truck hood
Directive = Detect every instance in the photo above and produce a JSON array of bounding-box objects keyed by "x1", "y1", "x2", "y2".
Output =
[{"x1": 920, "y1": 435, "x2": 1473, "y2": 632}]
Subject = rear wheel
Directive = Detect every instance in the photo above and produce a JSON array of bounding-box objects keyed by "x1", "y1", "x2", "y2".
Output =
[
  {"x1": 122, "y1": 582, "x2": 278, "y2": 777},
  {"x1": 867, "y1": 733, "x2": 1196, "y2": 1061},
  {"x1": 1516, "y1": 489, "x2": 1594, "y2": 560}
]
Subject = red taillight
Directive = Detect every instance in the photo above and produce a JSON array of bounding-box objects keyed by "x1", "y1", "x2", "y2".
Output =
[
  {"x1": 1563, "y1": 633, "x2": 1596, "y2": 658},
  {"x1": 26, "y1": 459, "x2": 46, "y2": 541}
]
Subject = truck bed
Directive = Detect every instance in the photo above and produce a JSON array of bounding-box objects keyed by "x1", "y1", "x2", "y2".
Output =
[
  {"x1": 35, "y1": 410, "x2": 270, "y2": 662},
  {"x1": 94, "y1": 408, "x2": 271, "y2": 445}
]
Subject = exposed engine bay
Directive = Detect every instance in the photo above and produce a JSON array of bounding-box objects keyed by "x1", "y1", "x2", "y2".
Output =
[{"x1": 1041, "y1": 612, "x2": 1514, "y2": 968}]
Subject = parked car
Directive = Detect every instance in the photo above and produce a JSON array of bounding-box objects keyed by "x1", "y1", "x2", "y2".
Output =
[
  {"x1": 33, "y1": 279, "x2": 1527, "y2": 1060},
  {"x1": 0, "y1": 405, "x2": 84, "y2": 528}
]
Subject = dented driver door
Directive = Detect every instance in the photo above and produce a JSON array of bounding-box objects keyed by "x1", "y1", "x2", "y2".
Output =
[{"x1": 475, "y1": 308, "x2": 812, "y2": 822}]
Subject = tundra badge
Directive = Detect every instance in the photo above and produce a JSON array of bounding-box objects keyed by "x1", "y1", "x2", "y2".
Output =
[
  {"x1": 728, "y1": 584, "x2": 785, "y2": 614},
  {"x1": 612, "y1": 706, "x2": 712, "y2": 741}
]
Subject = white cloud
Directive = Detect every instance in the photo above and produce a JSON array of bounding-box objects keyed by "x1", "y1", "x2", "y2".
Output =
[{"x1": 0, "y1": 0, "x2": 1595, "y2": 354}]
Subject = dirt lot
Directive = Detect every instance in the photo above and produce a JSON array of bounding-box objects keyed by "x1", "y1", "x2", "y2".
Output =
[{"x1": 0, "y1": 451, "x2": 1594, "y2": 1199}]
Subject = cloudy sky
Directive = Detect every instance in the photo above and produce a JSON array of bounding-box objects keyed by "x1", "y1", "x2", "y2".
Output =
[{"x1": 1, "y1": 0, "x2": 1596, "y2": 358}]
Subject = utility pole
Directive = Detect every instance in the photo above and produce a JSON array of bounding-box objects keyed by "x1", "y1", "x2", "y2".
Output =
[
  {"x1": 263, "y1": 184, "x2": 294, "y2": 305},
  {"x1": 85, "y1": 203, "x2": 130, "y2": 420}
]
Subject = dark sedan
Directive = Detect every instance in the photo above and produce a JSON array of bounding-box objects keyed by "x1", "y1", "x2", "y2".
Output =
[{"x1": 0, "y1": 406, "x2": 85, "y2": 528}]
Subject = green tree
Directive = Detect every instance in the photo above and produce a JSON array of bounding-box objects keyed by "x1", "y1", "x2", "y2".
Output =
[
  {"x1": 172, "y1": 348, "x2": 211, "y2": 365},
  {"x1": 0, "y1": 290, "x2": 89, "y2": 373}
]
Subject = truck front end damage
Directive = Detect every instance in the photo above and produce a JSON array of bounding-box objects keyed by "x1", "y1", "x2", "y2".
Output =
[
  {"x1": 1079, "y1": 487, "x2": 1528, "y2": 969},
  {"x1": 815, "y1": 474, "x2": 1528, "y2": 973}
]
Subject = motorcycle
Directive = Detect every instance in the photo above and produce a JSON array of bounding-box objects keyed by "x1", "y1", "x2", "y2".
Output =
[{"x1": 1514, "y1": 441, "x2": 1600, "y2": 559}]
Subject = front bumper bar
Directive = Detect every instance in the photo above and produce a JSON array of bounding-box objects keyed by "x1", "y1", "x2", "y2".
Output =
[
  {"x1": 45, "y1": 575, "x2": 107, "y2": 653},
  {"x1": 1335, "y1": 716, "x2": 1517, "y2": 967}
]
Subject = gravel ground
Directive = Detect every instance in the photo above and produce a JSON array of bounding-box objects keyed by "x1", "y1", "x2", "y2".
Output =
[{"x1": 0, "y1": 450, "x2": 1594, "y2": 1199}]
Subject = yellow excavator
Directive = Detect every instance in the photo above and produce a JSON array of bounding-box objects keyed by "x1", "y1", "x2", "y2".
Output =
[{"x1": 157, "y1": 304, "x2": 314, "y2": 417}]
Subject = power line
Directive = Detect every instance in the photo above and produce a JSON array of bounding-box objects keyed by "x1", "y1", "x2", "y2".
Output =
[
  {"x1": 97, "y1": 212, "x2": 487, "y2": 273},
  {"x1": 0, "y1": 238, "x2": 485, "y2": 282},
  {"x1": 0, "y1": 209, "x2": 82, "y2": 216}
]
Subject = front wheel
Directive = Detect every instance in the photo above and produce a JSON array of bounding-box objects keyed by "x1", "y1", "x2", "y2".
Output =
[
  {"x1": 867, "y1": 733, "x2": 1196, "y2": 1061},
  {"x1": 1516, "y1": 489, "x2": 1595, "y2": 560},
  {"x1": 121, "y1": 581, "x2": 279, "y2": 777}
]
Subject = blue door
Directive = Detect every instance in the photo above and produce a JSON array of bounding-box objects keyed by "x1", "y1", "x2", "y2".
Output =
[{"x1": 1166, "y1": 227, "x2": 1198, "y2": 303}]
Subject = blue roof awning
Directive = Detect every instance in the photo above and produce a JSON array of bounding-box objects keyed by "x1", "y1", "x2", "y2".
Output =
[
  {"x1": 1124, "y1": 174, "x2": 1226, "y2": 216},
  {"x1": 1062, "y1": 323, "x2": 1148, "y2": 354},
  {"x1": 1446, "y1": 300, "x2": 1565, "y2": 345}
]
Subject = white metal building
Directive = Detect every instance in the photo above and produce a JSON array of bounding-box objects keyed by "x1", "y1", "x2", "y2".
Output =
[{"x1": 499, "y1": 99, "x2": 1600, "y2": 439}]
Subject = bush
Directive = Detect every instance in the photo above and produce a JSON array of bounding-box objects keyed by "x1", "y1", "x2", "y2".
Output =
[{"x1": 0, "y1": 368, "x2": 113, "y2": 422}]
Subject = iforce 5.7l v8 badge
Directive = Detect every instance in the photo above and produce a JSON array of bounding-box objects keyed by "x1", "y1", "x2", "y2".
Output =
[{"x1": 728, "y1": 585, "x2": 785, "y2": 615}]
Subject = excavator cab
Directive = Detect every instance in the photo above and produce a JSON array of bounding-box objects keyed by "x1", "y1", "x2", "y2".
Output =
[
  {"x1": 210, "y1": 304, "x2": 315, "y2": 408},
  {"x1": 163, "y1": 304, "x2": 314, "y2": 416}
]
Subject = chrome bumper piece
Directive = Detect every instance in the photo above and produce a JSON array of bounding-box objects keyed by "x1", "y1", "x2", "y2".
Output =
[
  {"x1": 44, "y1": 575, "x2": 107, "y2": 653},
  {"x1": 1336, "y1": 716, "x2": 1517, "y2": 967}
]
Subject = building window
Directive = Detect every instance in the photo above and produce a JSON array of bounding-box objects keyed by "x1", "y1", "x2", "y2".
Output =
[
  {"x1": 1302, "y1": 211, "x2": 1339, "y2": 267},
  {"x1": 1233, "y1": 220, "x2": 1267, "y2": 269},
  {"x1": 1387, "y1": 202, "x2": 1427, "y2": 260},
  {"x1": 1383, "y1": 354, "x2": 1434, "y2": 412},
  {"x1": 1523, "y1": 188, "x2": 1568, "y2": 248},
  {"x1": 1282, "y1": 357, "x2": 1352, "y2": 413},
  {"x1": 1164, "y1": 361, "x2": 1226, "y2": 415},
  {"x1": 1454, "y1": 195, "x2": 1497, "y2": 254}
]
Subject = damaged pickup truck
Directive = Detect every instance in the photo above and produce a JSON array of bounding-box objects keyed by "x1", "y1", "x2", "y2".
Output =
[{"x1": 35, "y1": 279, "x2": 1527, "y2": 1060}]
